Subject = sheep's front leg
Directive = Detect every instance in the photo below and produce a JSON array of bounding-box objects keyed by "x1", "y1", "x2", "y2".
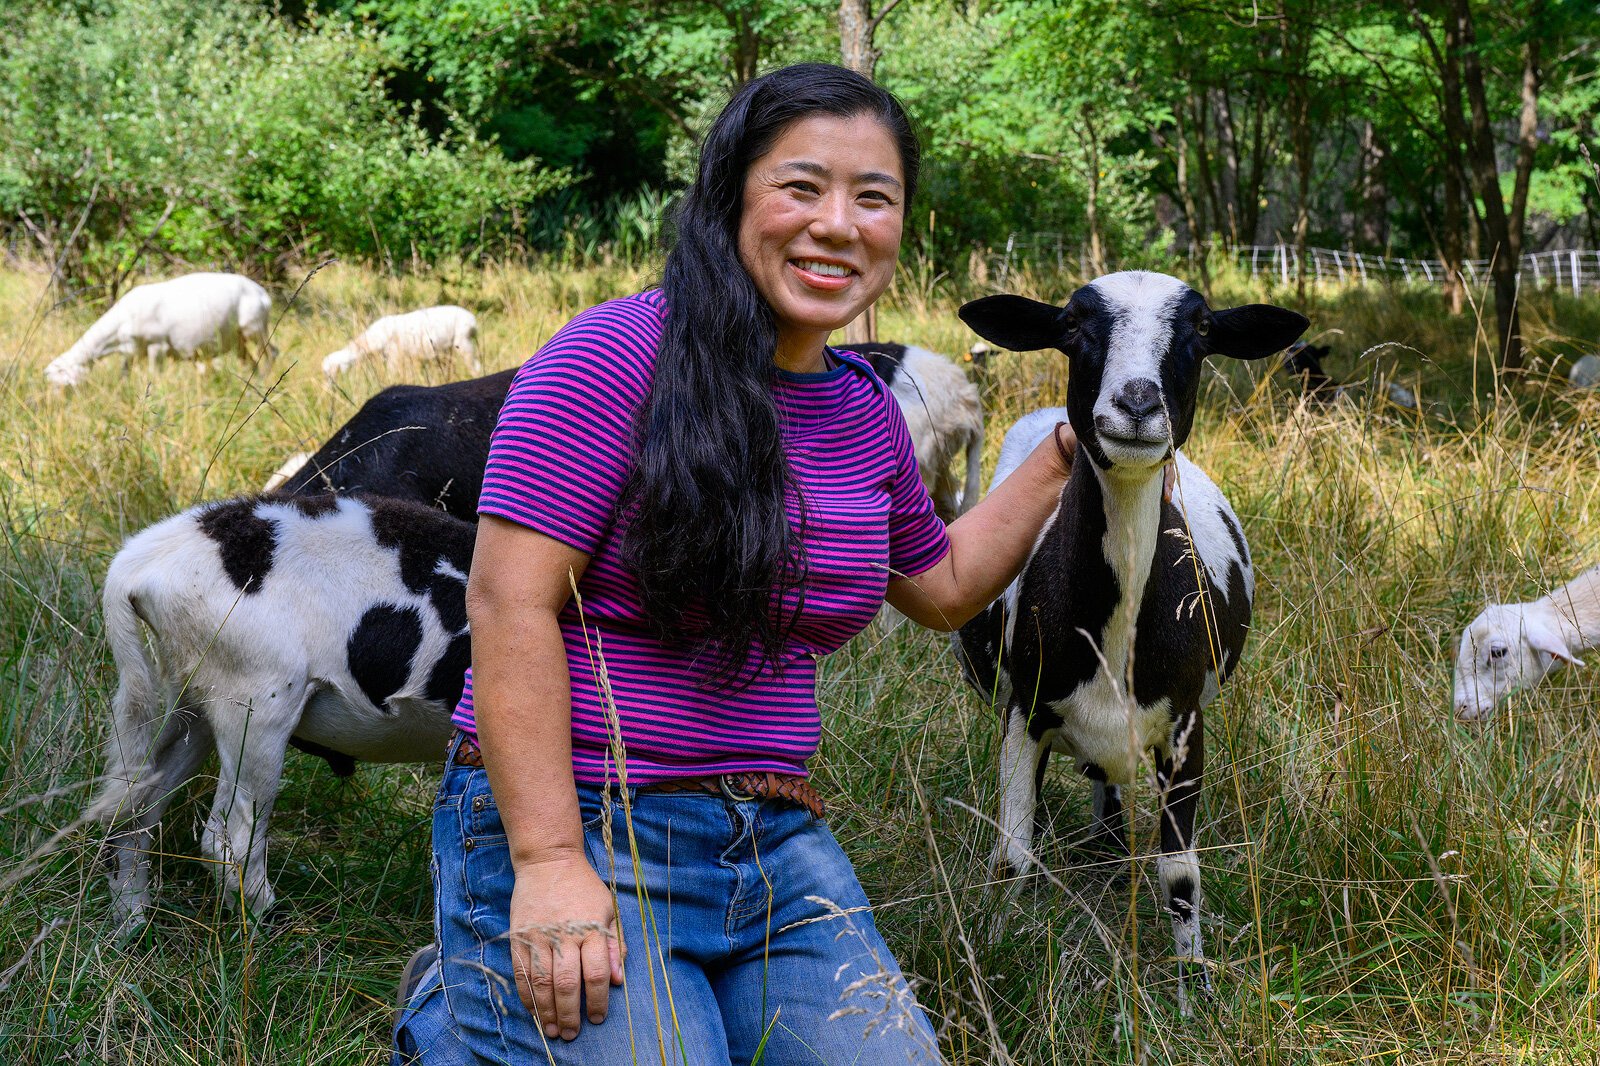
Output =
[
  {"x1": 203, "y1": 692, "x2": 302, "y2": 916},
  {"x1": 994, "y1": 707, "x2": 1050, "y2": 891},
  {"x1": 1157, "y1": 709, "x2": 1209, "y2": 1014}
]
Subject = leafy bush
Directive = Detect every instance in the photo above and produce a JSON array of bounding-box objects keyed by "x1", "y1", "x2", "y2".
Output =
[{"x1": 0, "y1": 0, "x2": 568, "y2": 286}]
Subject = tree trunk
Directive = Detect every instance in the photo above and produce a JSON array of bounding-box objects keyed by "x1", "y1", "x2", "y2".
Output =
[
  {"x1": 837, "y1": 0, "x2": 900, "y2": 344},
  {"x1": 1452, "y1": 0, "x2": 1522, "y2": 369},
  {"x1": 1507, "y1": 29, "x2": 1542, "y2": 256},
  {"x1": 1082, "y1": 109, "x2": 1106, "y2": 275},
  {"x1": 1434, "y1": 6, "x2": 1469, "y2": 313},
  {"x1": 1357, "y1": 121, "x2": 1389, "y2": 250},
  {"x1": 838, "y1": 0, "x2": 877, "y2": 78}
]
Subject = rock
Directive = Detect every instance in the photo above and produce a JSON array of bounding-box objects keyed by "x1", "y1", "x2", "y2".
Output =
[{"x1": 1569, "y1": 354, "x2": 1600, "y2": 389}]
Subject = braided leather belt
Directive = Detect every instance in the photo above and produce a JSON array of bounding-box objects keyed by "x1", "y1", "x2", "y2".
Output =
[{"x1": 449, "y1": 733, "x2": 826, "y2": 821}]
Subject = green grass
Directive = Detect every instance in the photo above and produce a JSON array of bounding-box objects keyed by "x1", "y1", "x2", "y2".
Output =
[{"x1": 3, "y1": 256, "x2": 1600, "y2": 1063}]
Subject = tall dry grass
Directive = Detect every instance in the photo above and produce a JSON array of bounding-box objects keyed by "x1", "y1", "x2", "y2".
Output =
[{"x1": 1, "y1": 255, "x2": 1599, "y2": 1063}]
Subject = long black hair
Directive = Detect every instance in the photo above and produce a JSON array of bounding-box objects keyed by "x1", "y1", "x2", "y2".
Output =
[{"x1": 622, "y1": 63, "x2": 921, "y2": 685}]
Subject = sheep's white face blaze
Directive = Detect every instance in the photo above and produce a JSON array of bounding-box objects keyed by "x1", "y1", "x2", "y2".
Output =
[
  {"x1": 1084, "y1": 273, "x2": 1191, "y2": 470},
  {"x1": 1452, "y1": 605, "x2": 1555, "y2": 720}
]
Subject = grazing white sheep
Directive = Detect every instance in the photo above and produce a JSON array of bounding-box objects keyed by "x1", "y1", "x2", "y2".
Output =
[
  {"x1": 262, "y1": 451, "x2": 312, "y2": 493},
  {"x1": 1570, "y1": 354, "x2": 1600, "y2": 389},
  {"x1": 1453, "y1": 563, "x2": 1599, "y2": 720},
  {"x1": 321, "y1": 305, "x2": 480, "y2": 378},
  {"x1": 44, "y1": 273, "x2": 274, "y2": 387},
  {"x1": 83, "y1": 494, "x2": 474, "y2": 923}
]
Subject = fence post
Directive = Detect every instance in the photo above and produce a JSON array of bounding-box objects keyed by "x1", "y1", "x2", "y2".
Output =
[
  {"x1": 1572, "y1": 250, "x2": 1581, "y2": 298},
  {"x1": 1532, "y1": 253, "x2": 1541, "y2": 285},
  {"x1": 1279, "y1": 244, "x2": 1289, "y2": 287},
  {"x1": 1251, "y1": 246, "x2": 1259, "y2": 277}
]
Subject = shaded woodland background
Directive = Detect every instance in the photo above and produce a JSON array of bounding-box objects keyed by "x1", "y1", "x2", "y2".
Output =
[{"x1": 2, "y1": 0, "x2": 1596, "y2": 367}]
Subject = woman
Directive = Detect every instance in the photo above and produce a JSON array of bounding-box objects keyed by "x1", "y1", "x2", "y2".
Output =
[{"x1": 394, "y1": 63, "x2": 1076, "y2": 1065}]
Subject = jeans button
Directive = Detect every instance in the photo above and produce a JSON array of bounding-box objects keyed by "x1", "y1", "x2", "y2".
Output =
[
  {"x1": 472, "y1": 796, "x2": 485, "y2": 812},
  {"x1": 463, "y1": 837, "x2": 475, "y2": 852}
]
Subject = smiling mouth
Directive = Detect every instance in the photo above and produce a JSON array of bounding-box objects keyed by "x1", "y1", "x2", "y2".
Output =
[{"x1": 792, "y1": 258, "x2": 855, "y2": 278}]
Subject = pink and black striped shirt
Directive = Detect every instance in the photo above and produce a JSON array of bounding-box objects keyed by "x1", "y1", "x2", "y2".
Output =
[{"x1": 452, "y1": 289, "x2": 950, "y2": 784}]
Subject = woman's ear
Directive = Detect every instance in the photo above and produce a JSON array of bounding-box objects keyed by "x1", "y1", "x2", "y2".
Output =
[
  {"x1": 1209, "y1": 304, "x2": 1309, "y2": 360},
  {"x1": 959, "y1": 295, "x2": 1069, "y2": 352}
]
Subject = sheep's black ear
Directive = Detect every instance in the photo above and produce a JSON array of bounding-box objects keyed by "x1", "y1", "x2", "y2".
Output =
[
  {"x1": 1209, "y1": 304, "x2": 1309, "y2": 360},
  {"x1": 959, "y1": 295, "x2": 1068, "y2": 352}
]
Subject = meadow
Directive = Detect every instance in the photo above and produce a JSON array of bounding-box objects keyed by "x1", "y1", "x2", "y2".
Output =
[{"x1": 2, "y1": 256, "x2": 1599, "y2": 1065}]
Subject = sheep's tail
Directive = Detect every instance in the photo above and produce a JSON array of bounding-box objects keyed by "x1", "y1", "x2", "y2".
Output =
[
  {"x1": 959, "y1": 418, "x2": 986, "y2": 517},
  {"x1": 83, "y1": 547, "x2": 178, "y2": 828}
]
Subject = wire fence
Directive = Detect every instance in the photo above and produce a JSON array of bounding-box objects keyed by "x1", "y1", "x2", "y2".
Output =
[
  {"x1": 1236, "y1": 244, "x2": 1600, "y2": 294},
  {"x1": 987, "y1": 233, "x2": 1600, "y2": 295}
]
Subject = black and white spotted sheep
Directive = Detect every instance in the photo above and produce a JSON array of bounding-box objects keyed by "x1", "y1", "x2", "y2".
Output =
[
  {"x1": 956, "y1": 270, "x2": 1306, "y2": 1011},
  {"x1": 83, "y1": 494, "x2": 474, "y2": 922},
  {"x1": 847, "y1": 341, "x2": 985, "y2": 523}
]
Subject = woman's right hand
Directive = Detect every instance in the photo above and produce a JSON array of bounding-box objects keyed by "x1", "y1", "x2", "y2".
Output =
[{"x1": 509, "y1": 851, "x2": 625, "y2": 1041}]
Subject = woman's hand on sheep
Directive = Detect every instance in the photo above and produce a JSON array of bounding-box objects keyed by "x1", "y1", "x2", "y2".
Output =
[
  {"x1": 510, "y1": 852, "x2": 624, "y2": 1040},
  {"x1": 1050, "y1": 420, "x2": 1177, "y2": 500}
]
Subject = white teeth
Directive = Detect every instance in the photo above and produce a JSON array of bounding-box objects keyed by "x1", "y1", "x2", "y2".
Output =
[{"x1": 796, "y1": 259, "x2": 850, "y2": 277}]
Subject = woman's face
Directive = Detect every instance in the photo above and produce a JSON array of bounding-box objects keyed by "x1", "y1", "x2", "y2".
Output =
[{"x1": 738, "y1": 113, "x2": 905, "y2": 364}]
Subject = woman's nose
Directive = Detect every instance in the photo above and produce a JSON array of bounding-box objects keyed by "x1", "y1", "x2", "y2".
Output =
[{"x1": 807, "y1": 192, "x2": 856, "y2": 242}]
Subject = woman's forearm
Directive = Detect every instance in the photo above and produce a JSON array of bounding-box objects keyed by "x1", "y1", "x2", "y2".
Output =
[
  {"x1": 471, "y1": 595, "x2": 588, "y2": 871},
  {"x1": 887, "y1": 432, "x2": 1068, "y2": 631}
]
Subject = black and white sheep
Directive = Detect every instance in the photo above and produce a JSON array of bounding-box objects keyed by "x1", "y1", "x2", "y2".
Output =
[
  {"x1": 956, "y1": 271, "x2": 1306, "y2": 1008},
  {"x1": 1452, "y1": 562, "x2": 1599, "y2": 720},
  {"x1": 273, "y1": 368, "x2": 516, "y2": 522},
  {"x1": 850, "y1": 341, "x2": 985, "y2": 523},
  {"x1": 45, "y1": 272, "x2": 274, "y2": 387},
  {"x1": 83, "y1": 494, "x2": 474, "y2": 921}
]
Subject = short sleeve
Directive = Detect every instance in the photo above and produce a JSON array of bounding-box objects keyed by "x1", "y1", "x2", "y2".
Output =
[
  {"x1": 883, "y1": 394, "x2": 952, "y2": 579},
  {"x1": 476, "y1": 294, "x2": 663, "y2": 554}
]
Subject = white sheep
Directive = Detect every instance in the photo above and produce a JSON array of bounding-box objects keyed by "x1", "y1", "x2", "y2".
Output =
[
  {"x1": 1453, "y1": 563, "x2": 1599, "y2": 720},
  {"x1": 44, "y1": 272, "x2": 274, "y2": 387},
  {"x1": 83, "y1": 494, "x2": 474, "y2": 923},
  {"x1": 321, "y1": 305, "x2": 481, "y2": 378}
]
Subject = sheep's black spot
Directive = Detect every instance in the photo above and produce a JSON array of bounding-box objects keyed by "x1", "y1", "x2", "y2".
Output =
[
  {"x1": 426, "y1": 633, "x2": 473, "y2": 707},
  {"x1": 1165, "y1": 874, "x2": 1197, "y2": 922},
  {"x1": 428, "y1": 575, "x2": 469, "y2": 634},
  {"x1": 1218, "y1": 507, "x2": 1249, "y2": 568},
  {"x1": 288, "y1": 735, "x2": 357, "y2": 777},
  {"x1": 348, "y1": 604, "x2": 422, "y2": 711},
  {"x1": 197, "y1": 500, "x2": 277, "y2": 593},
  {"x1": 1081, "y1": 763, "x2": 1108, "y2": 782},
  {"x1": 281, "y1": 493, "x2": 340, "y2": 518},
  {"x1": 368, "y1": 499, "x2": 475, "y2": 595}
]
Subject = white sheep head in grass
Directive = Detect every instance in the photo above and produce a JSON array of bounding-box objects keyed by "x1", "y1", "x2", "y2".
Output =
[{"x1": 1452, "y1": 602, "x2": 1584, "y2": 720}]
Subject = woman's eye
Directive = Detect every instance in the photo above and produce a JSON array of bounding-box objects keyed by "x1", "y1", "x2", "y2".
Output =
[
  {"x1": 858, "y1": 190, "x2": 893, "y2": 205},
  {"x1": 785, "y1": 181, "x2": 819, "y2": 195}
]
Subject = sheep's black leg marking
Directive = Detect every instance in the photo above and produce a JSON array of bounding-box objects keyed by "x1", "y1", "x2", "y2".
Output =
[
  {"x1": 197, "y1": 501, "x2": 277, "y2": 593},
  {"x1": 425, "y1": 633, "x2": 473, "y2": 707},
  {"x1": 347, "y1": 604, "x2": 423, "y2": 711},
  {"x1": 287, "y1": 735, "x2": 357, "y2": 777},
  {"x1": 1080, "y1": 763, "x2": 1129, "y2": 857},
  {"x1": 1156, "y1": 708, "x2": 1211, "y2": 1009}
]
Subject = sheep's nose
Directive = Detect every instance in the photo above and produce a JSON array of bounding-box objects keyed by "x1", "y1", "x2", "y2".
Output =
[{"x1": 1113, "y1": 380, "x2": 1162, "y2": 421}]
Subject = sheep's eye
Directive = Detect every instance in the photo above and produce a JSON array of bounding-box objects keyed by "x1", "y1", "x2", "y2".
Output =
[
  {"x1": 1062, "y1": 316, "x2": 1080, "y2": 337},
  {"x1": 1196, "y1": 317, "x2": 1211, "y2": 337},
  {"x1": 1489, "y1": 645, "x2": 1508, "y2": 661}
]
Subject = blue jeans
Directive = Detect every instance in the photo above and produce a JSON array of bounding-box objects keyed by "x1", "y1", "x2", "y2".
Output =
[{"x1": 394, "y1": 737, "x2": 943, "y2": 1065}]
